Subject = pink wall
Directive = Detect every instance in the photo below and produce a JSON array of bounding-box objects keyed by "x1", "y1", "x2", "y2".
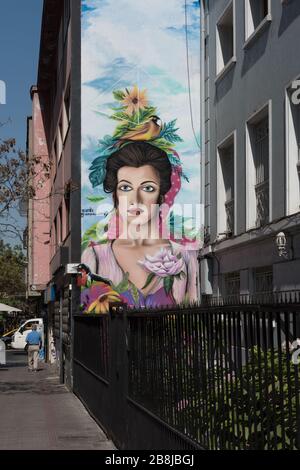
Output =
[{"x1": 29, "y1": 88, "x2": 51, "y2": 290}]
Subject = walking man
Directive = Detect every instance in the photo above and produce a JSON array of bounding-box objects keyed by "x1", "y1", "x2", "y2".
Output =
[{"x1": 26, "y1": 324, "x2": 42, "y2": 372}]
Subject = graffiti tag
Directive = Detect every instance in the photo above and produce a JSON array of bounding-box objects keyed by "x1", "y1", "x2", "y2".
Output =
[{"x1": 291, "y1": 80, "x2": 300, "y2": 105}]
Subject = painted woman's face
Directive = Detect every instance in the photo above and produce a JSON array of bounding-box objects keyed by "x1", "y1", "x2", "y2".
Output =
[{"x1": 116, "y1": 165, "x2": 161, "y2": 227}]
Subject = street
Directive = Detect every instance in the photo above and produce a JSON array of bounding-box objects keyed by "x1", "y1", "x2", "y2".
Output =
[
  {"x1": 6, "y1": 349, "x2": 27, "y2": 366},
  {"x1": 0, "y1": 351, "x2": 116, "y2": 450}
]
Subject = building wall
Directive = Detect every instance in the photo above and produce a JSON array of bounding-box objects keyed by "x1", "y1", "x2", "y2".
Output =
[
  {"x1": 29, "y1": 89, "x2": 51, "y2": 291},
  {"x1": 201, "y1": 0, "x2": 300, "y2": 296},
  {"x1": 80, "y1": 0, "x2": 201, "y2": 312},
  {"x1": 26, "y1": 117, "x2": 34, "y2": 293},
  {"x1": 29, "y1": 0, "x2": 81, "y2": 389}
]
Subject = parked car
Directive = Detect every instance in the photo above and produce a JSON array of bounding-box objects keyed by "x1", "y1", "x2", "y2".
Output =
[
  {"x1": 11, "y1": 319, "x2": 44, "y2": 350},
  {"x1": 0, "y1": 328, "x2": 18, "y2": 349}
]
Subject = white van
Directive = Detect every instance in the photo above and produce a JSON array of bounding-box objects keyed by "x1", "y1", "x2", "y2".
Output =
[{"x1": 11, "y1": 318, "x2": 44, "y2": 350}]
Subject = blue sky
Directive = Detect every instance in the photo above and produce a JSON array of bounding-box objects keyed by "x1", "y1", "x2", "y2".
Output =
[
  {"x1": 0, "y1": 0, "x2": 43, "y2": 243},
  {"x1": 0, "y1": 0, "x2": 43, "y2": 147}
]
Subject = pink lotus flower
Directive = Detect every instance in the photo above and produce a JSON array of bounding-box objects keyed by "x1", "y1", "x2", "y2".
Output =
[{"x1": 139, "y1": 248, "x2": 184, "y2": 278}]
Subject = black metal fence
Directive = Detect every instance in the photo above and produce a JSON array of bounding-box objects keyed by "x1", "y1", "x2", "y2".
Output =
[{"x1": 73, "y1": 301, "x2": 300, "y2": 450}]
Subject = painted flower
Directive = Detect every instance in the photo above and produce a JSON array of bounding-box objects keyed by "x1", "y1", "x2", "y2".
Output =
[
  {"x1": 139, "y1": 248, "x2": 185, "y2": 295},
  {"x1": 81, "y1": 282, "x2": 122, "y2": 314},
  {"x1": 122, "y1": 85, "x2": 148, "y2": 116},
  {"x1": 139, "y1": 248, "x2": 184, "y2": 278}
]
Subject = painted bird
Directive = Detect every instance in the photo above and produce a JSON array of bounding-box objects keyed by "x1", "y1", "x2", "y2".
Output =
[
  {"x1": 77, "y1": 263, "x2": 112, "y2": 288},
  {"x1": 120, "y1": 115, "x2": 162, "y2": 142}
]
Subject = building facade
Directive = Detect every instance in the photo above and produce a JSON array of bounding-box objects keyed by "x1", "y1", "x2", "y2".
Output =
[
  {"x1": 27, "y1": 0, "x2": 81, "y2": 387},
  {"x1": 200, "y1": 0, "x2": 300, "y2": 299},
  {"x1": 27, "y1": 0, "x2": 202, "y2": 387}
]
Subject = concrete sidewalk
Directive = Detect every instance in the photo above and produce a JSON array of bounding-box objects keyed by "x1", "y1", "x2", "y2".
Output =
[{"x1": 0, "y1": 351, "x2": 116, "y2": 450}]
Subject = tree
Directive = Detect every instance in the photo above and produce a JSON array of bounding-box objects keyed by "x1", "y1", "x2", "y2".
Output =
[
  {"x1": 0, "y1": 241, "x2": 30, "y2": 334},
  {"x1": 0, "y1": 136, "x2": 50, "y2": 241},
  {"x1": 0, "y1": 240, "x2": 26, "y2": 303}
]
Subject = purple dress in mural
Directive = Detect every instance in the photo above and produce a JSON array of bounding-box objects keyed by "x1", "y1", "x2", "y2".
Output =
[{"x1": 81, "y1": 242, "x2": 198, "y2": 309}]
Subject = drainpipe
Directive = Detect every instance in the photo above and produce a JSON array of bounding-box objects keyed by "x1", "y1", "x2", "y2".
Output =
[
  {"x1": 69, "y1": 279, "x2": 74, "y2": 391},
  {"x1": 59, "y1": 290, "x2": 63, "y2": 384},
  {"x1": 200, "y1": 0, "x2": 206, "y2": 217},
  {"x1": 199, "y1": 0, "x2": 206, "y2": 302}
]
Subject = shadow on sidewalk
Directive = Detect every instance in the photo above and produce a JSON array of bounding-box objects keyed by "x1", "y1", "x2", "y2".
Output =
[
  {"x1": 0, "y1": 350, "x2": 65, "y2": 396},
  {"x1": 0, "y1": 380, "x2": 67, "y2": 395}
]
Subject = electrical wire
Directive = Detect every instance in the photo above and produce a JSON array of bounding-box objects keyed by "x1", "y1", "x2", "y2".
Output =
[{"x1": 184, "y1": 0, "x2": 201, "y2": 150}]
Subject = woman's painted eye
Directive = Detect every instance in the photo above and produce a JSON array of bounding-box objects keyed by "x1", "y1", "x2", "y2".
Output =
[
  {"x1": 142, "y1": 185, "x2": 156, "y2": 193},
  {"x1": 119, "y1": 185, "x2": 132, "y2": 192}
]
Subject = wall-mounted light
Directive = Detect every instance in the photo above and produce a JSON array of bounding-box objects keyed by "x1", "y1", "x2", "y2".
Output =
[{"x1": 276, "y1": 232, "x2": 288, "y2": 258}]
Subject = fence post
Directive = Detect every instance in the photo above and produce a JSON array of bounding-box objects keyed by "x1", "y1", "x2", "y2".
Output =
[{"x1": 108, "y1": 303, "x2": 129, "y2": 449}]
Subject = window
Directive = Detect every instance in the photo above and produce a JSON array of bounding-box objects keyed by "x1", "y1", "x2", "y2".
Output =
[
  {"x1": 65, "y1": 83, "x2": 71, "y2": 123},
  {"x1": 21, "y1": 321, "x2": 39, "y2": 333},
  {"x1": 64, "y1": 196, "x2": 70, "y2": 237},
  {"x1": 254, "y1": 118, "x2": 269, "y2": 226},
  {"x1": 224, "y1": 272, "x2": 240, "y2": 300},
  {"x1": 56, "y1": 124, "x2": 63, "y2": 163},
  {"x1": 245, "y1": 0, "x2": 270, "y2": 41},
  {"x1": 254, "y1": 266, "x2": 273, "y2": 295},
  {"x1": 216, "y1": 2, "x2": 235, "y2": 77},
  {"x1": 218, "y1": 133, "x2": 235, "y2": 236},
  {"x1": 63, "y1": 0, "x2": 71, "y2": 42},
  {"x1": 59, "y1": 118, "x2": 63, "y2": 148},
  {"x1": 54, "y1": 218, "x2": 58, "y2": 251},
  {"x1": 53, "y1": 138, "x2": 57, "y2": 169},
  {"x1": 63, "y1": 81, "x2": 71, "y2": 141},
  {"x1": 286, "y1": 83, "x2": 300, "y2": 215},
  {"x1": 246, "y1": 104, "x2": 270, "y2": 229},
  {"x1": 58, "y1": 206, "x2": 63, "y2": 245},
  {"x1": 57, "y1": 20, "x2": 63, "y2": 73}
]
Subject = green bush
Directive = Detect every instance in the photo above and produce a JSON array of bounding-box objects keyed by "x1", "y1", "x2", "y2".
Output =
[{"x1": 178, "y1": 345, "x2": 300, "y2": 450}]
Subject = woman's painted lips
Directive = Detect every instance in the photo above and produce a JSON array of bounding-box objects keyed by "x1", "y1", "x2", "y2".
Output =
[{"x1": 127, "y1": 207, "x2": 145, "y2": 216}]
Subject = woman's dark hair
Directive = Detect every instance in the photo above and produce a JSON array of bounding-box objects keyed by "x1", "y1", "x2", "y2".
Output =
[{"x1": 103, "y1": 142, "x2": 172, "y2": 204}]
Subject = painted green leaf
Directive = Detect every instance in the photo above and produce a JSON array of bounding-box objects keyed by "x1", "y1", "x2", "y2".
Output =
[
  {"x1": 164, "y1": 276, "x2": 174, "y2": 295},
  {"x1": 81, "y1": 220, "x2": 110, "y2": 252},
  {"x1": 130, "y1": 282, "x2": 139, "y2": 304},
  {"x1": 142, "y1": 273, "x2": 155, "y2": 290},
  {"x1": 113, "y1": 90, "x2": 126, "y2": 101},
  {"x1": 114, "y1": 273, "x2": 130, "y2": 294},
  {"x1": 86, "y1": 195, "x2": 106, "y2": 203},
  {"x1": 158, "y1": 119, "x2": 183, "y2": 143},
  {"x1": 81, "y1": 239, "x2": 90, "y2": 252}
]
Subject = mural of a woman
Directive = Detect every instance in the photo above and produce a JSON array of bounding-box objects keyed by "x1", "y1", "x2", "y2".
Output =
[
  {"x1": 80, "y1": 87, "x2": 200, "y2": 313},
  {"x1": 81, "y1": 141, "x2": 199, "y2": 309}
]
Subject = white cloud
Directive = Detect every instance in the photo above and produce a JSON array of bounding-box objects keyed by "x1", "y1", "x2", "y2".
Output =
[{"x1": 81, "y1": 158, "x2": 92, "y2": 190}]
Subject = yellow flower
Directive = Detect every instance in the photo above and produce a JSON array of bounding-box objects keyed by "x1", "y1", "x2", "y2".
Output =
[
  {"x1": 122, "y1": 85, "x2": 148, "y2": 116},
  {"x1": 85, "y1": 282, "x2": 122, "y2": 314}
]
